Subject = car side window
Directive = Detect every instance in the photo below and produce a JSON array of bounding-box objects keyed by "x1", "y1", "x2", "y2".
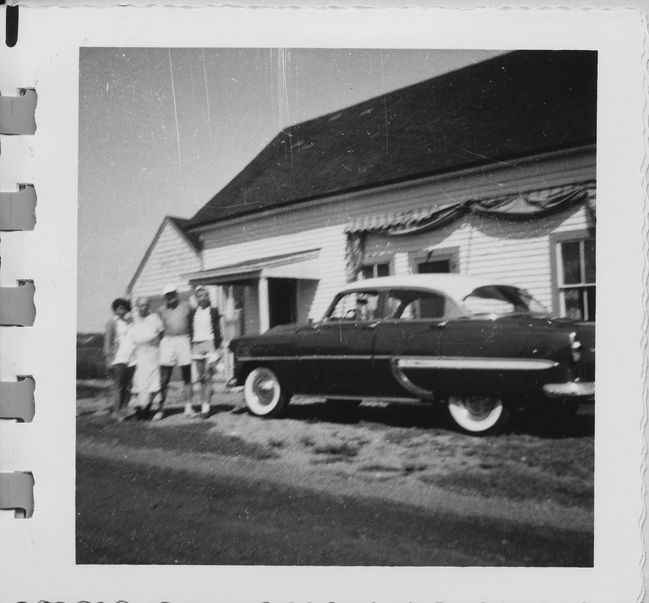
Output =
[
  {"x1": 387, "y1": 289, "x2": 454, "y2": 320},
  {"x1": 328, "y1": 291, "x2": 380, "y2": 321}
]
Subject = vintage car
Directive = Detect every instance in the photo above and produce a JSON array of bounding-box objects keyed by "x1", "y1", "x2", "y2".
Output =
[{"x1": 228, "y1": 275, "x2": 595, "y2": 434}]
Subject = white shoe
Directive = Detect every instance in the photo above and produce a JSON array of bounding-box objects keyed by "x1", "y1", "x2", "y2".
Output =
[
  {"x1": 200, "y1": 402, "x2": 211, "y2": 418},
  {"x1": 183, "y1": 405, "x2": 199, "y2": 418}
]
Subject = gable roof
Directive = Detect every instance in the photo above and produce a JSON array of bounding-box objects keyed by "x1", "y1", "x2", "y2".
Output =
[
  {"x1": 127, "y1": 215, "x2": 201, "y2": 294},
  {"x1": 187, "y1": 50, "x2": 597, "y2": 229}
]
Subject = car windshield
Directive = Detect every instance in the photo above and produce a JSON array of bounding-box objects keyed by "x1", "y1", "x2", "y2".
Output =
[{"x1": 462, "y1": 285, "x2": 548, "y2": 317}]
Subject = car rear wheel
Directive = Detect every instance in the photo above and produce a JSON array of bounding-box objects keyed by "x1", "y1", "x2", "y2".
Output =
[
  {"x1": 244, "y1": 367, "x2": 289, "y2": 417},
  {"x1": 447, "y1": 395, "x2": 509, "y2": 435}
]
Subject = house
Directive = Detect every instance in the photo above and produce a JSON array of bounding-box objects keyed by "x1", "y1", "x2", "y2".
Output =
[{"x1": 128, "y1": 50, "x2": 597, "y2": 342}]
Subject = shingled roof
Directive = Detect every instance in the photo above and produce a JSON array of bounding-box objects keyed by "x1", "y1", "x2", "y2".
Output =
[{"x1": 187, "y1": 50, "x2": 597, "y2": 229}]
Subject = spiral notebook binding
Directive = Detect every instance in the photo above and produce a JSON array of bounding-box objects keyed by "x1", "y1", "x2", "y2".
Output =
[{"x1": 0, "y1": 83, "x2": 36, "y2": 518}]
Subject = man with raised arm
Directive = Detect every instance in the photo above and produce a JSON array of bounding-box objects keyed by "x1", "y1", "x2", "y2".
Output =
[{"x1": 155, "y1": 284, "x2": 195, "y2": 420}]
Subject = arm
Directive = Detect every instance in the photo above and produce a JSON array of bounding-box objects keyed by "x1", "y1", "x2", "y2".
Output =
[
  {"x1": 188, "y1": 307, "x2": 195, "y2": 342},
  {"x1": 103, "y1": 318, "x2": 115, "y2": 362},
  {"x1": 212, "y1": 308, "x2": 222, "y2": 348},
  {"x1": 155, "y1": 313, "x2": 165, "y2": 345}
]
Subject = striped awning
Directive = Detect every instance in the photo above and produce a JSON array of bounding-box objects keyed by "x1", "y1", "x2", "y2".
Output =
[{"x1": 345, "y1": 181, "x2": 596, "y2": 236}]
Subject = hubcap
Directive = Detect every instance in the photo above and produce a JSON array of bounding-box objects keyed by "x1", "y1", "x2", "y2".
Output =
[
  {"x1": 252, "y1": 372, "x2": 277, "y2": 406},
  {"x1": 464, "y1": 396, "x2": 497, "y2": 419}
]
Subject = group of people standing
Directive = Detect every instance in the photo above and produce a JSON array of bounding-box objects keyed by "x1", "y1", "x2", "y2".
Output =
[{"x1": 103, "y1": 284, "x2": 222, "y2": 421}]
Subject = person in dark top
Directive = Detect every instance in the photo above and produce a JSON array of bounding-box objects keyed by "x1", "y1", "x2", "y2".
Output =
[
  {"x1": 103, "y1": 297, "x2": 135, "y2": 420},
  {"x1": 190, "y1": 286, "x2": 222, "y2": 418}
]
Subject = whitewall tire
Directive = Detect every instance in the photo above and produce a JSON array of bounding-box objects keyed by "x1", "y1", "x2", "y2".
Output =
[
  {"x1": 447, "y1": 395, "x2": 509, "y2": 435},
  {"x1": 244, "y1": 366, "x2": 289, "y2": 417}
]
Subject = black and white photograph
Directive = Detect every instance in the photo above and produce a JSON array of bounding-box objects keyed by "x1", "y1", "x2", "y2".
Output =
[
  {"x1": 1, "y1": 4, "x2": 646, "y2": 602},
  {"x1": 76, "y1": 47, "x2": 597, "y2": 567}
]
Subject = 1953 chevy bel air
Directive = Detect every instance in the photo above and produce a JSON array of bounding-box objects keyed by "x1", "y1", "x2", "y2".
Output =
[{"x1": 228, "y1": 275, "x2": 595, "y2": 434}]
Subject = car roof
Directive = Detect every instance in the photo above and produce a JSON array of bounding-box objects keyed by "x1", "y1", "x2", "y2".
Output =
[{"x1": 338, "y1": 274, "x2": 518, "y2": 302}]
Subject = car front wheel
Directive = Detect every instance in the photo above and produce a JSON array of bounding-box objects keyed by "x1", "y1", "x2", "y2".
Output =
[
  {"x1": 447, "y1": 395, "x2": 509, "y2": 435},
  {"x1": 244, "y1": 366, "x2": 289, "y2": 417}
]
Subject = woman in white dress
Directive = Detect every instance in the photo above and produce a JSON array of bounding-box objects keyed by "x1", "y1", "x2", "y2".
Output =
[{"x1": 130, "y1": 296, "x2": 164, "y2": 414}]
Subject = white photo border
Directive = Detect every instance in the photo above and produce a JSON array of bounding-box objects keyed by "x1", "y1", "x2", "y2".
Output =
[{"x1": 0, "y1": 5, "x2": 647, "y2": 602}]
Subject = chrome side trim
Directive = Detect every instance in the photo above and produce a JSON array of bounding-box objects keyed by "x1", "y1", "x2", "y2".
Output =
[
  {"x1": 390, "y1": 359, "x2": 435, "y2": 399},
  {"x1": 543, "y1": 381, "x2": 595, "y2": 399},
  {"x1": 236, "y1": 354, "x2": 559, "y2": 370},
  {"x1": 398, "y1": 357, "x2": 558, "y2": 371},
  {"x1": 324, "y1": 395, "x2": 419, "y2": 403},
  {"x1": 237, "y1": 355, "x2": 374, "y2": 361}
]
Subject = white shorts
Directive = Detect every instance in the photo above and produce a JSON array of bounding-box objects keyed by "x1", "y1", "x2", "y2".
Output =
[{"x1": 159, "y1": 334, "x2": 192, "y2": 367}]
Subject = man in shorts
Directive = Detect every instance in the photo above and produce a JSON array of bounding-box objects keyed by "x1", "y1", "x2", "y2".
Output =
[
  {"x1": 155, "y1": 284, "x2": 195, "y2": 420},
  {"x1": 190, "y1": 286, "x2": 222, "y2": 418}
]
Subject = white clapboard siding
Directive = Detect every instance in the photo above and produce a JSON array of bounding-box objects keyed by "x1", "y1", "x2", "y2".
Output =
[
  {"x1": 197, "y1": 151, "x2": 595, "y2": 320},
  {"x1": 130, "y1": 221, "x2": 201, "y2": 298},
  {"x1": 370, "y1": 204, "x2": 592, "y2": 310}
]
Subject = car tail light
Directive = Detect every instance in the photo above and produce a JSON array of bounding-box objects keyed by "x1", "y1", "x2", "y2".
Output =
[{"x1": 569, "y1": 331, "x2": 582, "y2": 363}]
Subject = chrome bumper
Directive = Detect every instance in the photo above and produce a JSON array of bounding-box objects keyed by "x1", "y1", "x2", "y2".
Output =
[{"x1": 543, "y1": 381, "x2": 595, "y2": 399}]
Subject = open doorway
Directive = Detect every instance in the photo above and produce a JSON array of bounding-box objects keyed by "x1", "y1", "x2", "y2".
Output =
[{"x1": 268, "y1": 278, "x2": 297, "y2": 327}]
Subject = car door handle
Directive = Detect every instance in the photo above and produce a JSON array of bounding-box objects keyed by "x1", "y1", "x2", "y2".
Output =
[
  {"x1": 432, "y1": 321, "x2": 448, "y2": 329},
  {"x1": 364, "y1": 321, "x2": 380, "y2": 330}
]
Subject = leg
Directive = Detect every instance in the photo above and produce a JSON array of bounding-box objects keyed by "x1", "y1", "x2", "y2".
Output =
[
  {"x1": 110, "y1": 364, "x2": 126, "y2": 414},
  {"x1": 180, "y1": 364, "x2": 196, "y2": 417},
  {"x1": 116, "y1": 364, "x2": 133, "y2": 412},
  {"x1": 201, "y1": 363, "x2": 215, "y2": 418},
  {"x1": 123, "y1": 365, "x2": 135, "y2": 410},
  {"x1": 194, "y1": 357, "x2": 207, "y2": 399},
  {"x1": 158, "y1": 365, "x2": 174, "y2": 410}
]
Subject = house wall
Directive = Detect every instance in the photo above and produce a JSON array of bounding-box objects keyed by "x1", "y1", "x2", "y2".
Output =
[
  {"x1": 130, "y1": 221, "x2": 201, "y2": 299},
  {"x1": 365, "y1": 204, "x2": 591, "y2": 312},
  {"x1": 197, "y1": 149, "x2": 595, "y2": 322}
]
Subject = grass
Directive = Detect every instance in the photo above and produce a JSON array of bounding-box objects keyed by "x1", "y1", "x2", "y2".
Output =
[
  {"x1": 76, "y1": 454, "x2": 594, "y2": 566},
  {"x1": 424, "y1": 464, "x2": 593, "y2": 509},
  {"x1": 77, "y1": 414, "x2": 278, "y2": 460},
  {"x1": 313, "y1": 442, "x2": 359, "y2": 457}
]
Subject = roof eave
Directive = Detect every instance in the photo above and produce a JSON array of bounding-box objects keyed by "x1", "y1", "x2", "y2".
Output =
[{"x1": 186, "y1": 141, "x2": 596, "y2": 233}]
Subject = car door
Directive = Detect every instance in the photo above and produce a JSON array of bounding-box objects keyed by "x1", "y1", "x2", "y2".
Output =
[
  {"x1": 371, "y1": 288, "x2": 455, "y2": 399},
  {"x1": 438, "y1": 317, "x2": 542, "y2": 397},
  {"x1": 296, "y1": 289, "x2": 381, "y2": 397}
]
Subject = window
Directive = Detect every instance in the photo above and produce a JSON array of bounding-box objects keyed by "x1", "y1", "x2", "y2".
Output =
[
  {"x1": 386, "y1": 289, "x2": 461, "y2": 320},
  {"x1": 556, "y1": 236, "x2": 595, "y2": 321},
  {"x1": 463, "y1": 286, "x2": 547, "y2": 317},
  {"x1": 327, "y1": 291, "x2": 380, "y2": 322},
  {"x1": 360, "y1": 262, "x2": 390, "y2": 280},
  {"x1": 409, "y1": 246, "x2": 459, "y2": 274}
]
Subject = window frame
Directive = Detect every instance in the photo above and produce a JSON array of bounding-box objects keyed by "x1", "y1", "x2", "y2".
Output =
[
  {"x1": 384, "y1": 287, "x2": 464, "y2": 322},
  {"x1": 409, "y1": 245, "x2": 460, "y2": 274},
  {"x1": 358, "y1": 259, "x2": 393, "y2": 280},
  {"x1": 550, "y1": 228, "x2": 596, "y2": 320}
]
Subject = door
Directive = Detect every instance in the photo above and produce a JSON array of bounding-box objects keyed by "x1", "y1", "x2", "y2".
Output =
[
  {"x1": 268, "y1": 278, "x2": 297, "y2": 327},
  {"x1": 296, "y1": 289, "x2": 381, "y2": 396},
  {"x1": 371, "y1": 288, "x2": 458, "y2": 398}
]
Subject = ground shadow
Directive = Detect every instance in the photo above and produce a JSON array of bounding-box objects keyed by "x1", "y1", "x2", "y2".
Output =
[{"x1": 283, "y1": 398, "x2": 594, "y2": 439}]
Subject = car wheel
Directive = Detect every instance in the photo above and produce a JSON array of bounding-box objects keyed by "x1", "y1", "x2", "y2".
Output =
[
  {"x1": 447, "y1": 395, "x2": 509, "y2": 435},
  {"x1": 244, "y1": 367, "x2": 289, "y2": 417}
]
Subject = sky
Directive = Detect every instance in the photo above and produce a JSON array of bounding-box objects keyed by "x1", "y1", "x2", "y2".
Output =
[{"x1": 78, "y1": 48, "x2": 503, "y2": 331}]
